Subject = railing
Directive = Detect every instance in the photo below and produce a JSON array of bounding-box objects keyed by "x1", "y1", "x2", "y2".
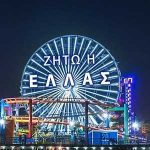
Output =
[{"x1": 0, "y1": 136, "x2": 148, "y2": 146}]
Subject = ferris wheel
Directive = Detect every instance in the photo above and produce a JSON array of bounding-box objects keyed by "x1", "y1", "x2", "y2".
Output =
[{"x1": 20, "y1": 35, "x2": 121, "y2": 131}]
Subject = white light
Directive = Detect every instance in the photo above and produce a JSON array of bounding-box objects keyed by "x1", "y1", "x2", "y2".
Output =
[
  {"x1": 58, "y1": 146, "x2": 62, "y2": 150},
  {"x1": 40, "y1": 146, "x2": 44, "y2": 149},
  {"x1": 70, "y1": 121, "x2": 75, "y2": 126},
  {"x1": 0, "y1": 119, "x2": 5, "y2": 125},
  {"x1": 21, "y1": 146, "x2": 25, "y2": 149},
  {"x1": 109, "y1": 147, "x2": 112, "y2": 150},
  {"x1": 31, "y1": 146, "x2": 34, "y2": 149},
  {"x1": 102, "y1": 113, "x2": 108, "y2": 119},
  {"x1": 132, "y1": 122, "x2": 139, "y2": 130},
  {"x1": 11, "y1": 146, "x2": 15, "y2": 149},
  {"x1": 142, "y1": 147, "x2": 145, "y2": 150},
  {"x1": 1, "y1": 146, "x2": 5, "y2": 149},
  {"x1": 101, "y1": 147, "x2": 104, "y2": 150},
  {"x1": 133, "y1": 147, "x2": 137, "y2": 150}
]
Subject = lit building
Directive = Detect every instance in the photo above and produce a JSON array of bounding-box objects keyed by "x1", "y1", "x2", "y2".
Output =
[{"x1": 122, "y1": 77, "x2": 135, "y2": 135}]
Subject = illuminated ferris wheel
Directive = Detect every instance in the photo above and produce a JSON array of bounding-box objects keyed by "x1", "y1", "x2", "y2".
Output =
[{"x1": 20, "y1": 35, "x2": 121, "y2": 131}]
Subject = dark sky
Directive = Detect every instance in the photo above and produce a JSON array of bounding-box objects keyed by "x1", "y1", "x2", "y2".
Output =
[{"x1": 0, "y1": 1, "x2": 150, "y2": 121}]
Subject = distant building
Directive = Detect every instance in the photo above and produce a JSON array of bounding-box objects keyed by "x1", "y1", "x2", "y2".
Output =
[{"x1": 141, "y1": 121, "x2": 150, "y2": 135}]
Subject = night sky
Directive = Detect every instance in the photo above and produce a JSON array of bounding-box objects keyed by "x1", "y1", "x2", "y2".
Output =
[{"x1": 0, "y1": 1, "x2": 150, "y2": 121}]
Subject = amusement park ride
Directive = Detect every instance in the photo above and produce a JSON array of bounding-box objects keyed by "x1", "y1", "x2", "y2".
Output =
[{"x1": 0, "y1": 35, "x2": 137, "y2": 145}]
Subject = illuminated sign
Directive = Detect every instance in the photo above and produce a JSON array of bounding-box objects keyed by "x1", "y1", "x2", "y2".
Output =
[
  {"x1": 29, "y1": 54, "x2": 110, "y2": 88},
  {"x1": 21, "y1": 35, "x2": 120, "y2": 102}
]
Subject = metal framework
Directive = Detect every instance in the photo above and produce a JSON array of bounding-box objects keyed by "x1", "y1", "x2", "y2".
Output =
[{"x1": 1, "y1": 97, "x2": 118, "y2": 138}]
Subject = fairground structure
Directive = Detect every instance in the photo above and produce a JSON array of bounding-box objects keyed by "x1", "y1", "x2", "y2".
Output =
[{"x1": 0, "y1": 35, "x2": 148, "y2": 149}]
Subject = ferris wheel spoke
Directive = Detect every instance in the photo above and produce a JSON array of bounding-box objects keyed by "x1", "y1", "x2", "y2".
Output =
[
  {"x1": 89, "y1": 115, "x2": 98, "y2": 125},
  {"x1": 80, "y1": 88, "x2": 116, "y2": 102},
  {"x1": 95, "y1": 105, "x2": 105, "y2": 114},
  {"x1": 79, "y1": 86, "x2": 118, "y2": 94},
  {"x1": 31, "y1": 58, "x2": 52, "y2": 74},
  {"x1": 73, "y1": 36, "x2": 77, "y2": 55},
  {"x1": 46, "y1": 103, "x2": 58, "y2": 117},
  {"x1": 23, "y1": 86, "x2": 60, "y2": 96},
  {"x1": 47, "y1": 43, "x2": 53, "y2": 54},
  {"x1": 108, "y1": 67, "x2": 117, "y2": 72},
  {"x1": 47, "y1": 43, "x2": 66, "y2": 78},
  {"x1": 41, "y1": 48, "x2": 47, "y2": 55},
  {"x1": 91, "y1": 60, "x2": 114, "y2": 75},
  {"x1": 67, "y1": 36, "x2": 71, "y2": 72},
  {"x1": 54, "y1": 40, "x2": 60, "y2": 56},
  {"x1": 49, "y1": 105, "x2": 61, "y2": 118},
  {"x1": 73, "y1": 54, "x2": 110, "y2": 82},
  {"x1": 94, "y1": 48, "x2": 105, "y2": 58},
  {"x1": 54, "y1": 40, "x2": 67, "y2": 76},
  {"x1": 45, "y1": 42, "x2": 65, "y2": 79},
  {"x1": 78, "y1": 37, "x2": 85, "y2": 55},
  {"x1": 39, "y1": 103, "x2": 52, "y2": 117},
  {"x1": 36, "y1": 53, "x2": 45, "y2": 61},
  {"x1": 33, "y1": 103, "x2": 48, "y2": 115},
  {"x1": 70, "y1": 36, "x2": 78, "y2": 73},
  {"x1": 108, "y1": 75, "x2": 119, "y2": 80},
  {"x1": 77, "y1": 90, "x2": 97, "y2": 101},
  {"x1": 70, "y1": 101, "x2": 74, "y2": 120},
  {"x1": 90, "y1": 43, "x2": 98, "y2": 55},
  {"x1": 72, "y1": 39, "x2": 91, "y2": 77},
  {"x1": 72, "y1": 47, "x2": 105, "y2": 78},
  {"x1": 46, "y1": 105, "x2": 59, "y2": 118},
  {"x1": 77, "y1": 102, "x2": 100, "y2": 125},
  {"x1": 51, "y1": 89, "x2": 66, "y2": 100},
  {"x1": 36, "y1": 88, "x2": 62, "y2": 98},
  {"x1": 27, "y1": 65, "x2": 47, "y2": 76},
  {"x1": 35, "y1": 52, "x2": 64, "y2": 79},
  {"x1": 72, "y1": 60, "x2": 87, "y2": 79},
  {"x1": 93, "y1": 82, "x2": 119, "y2": 87},
  {"x1": 72, "y1": 103, "x2": 82, "y2": 122},
  {"x1": 81, "y1": 40, "x2": 92, "y2": 62},
  {"x1": 71, "y1": 38, "x2": 85, "y2": 75},
  {"x1": 88, "y1": 105, "x2": 103, "y2": 122},
  {"x1": 86, "y1": 54, "x2": 110, "y2": 73},
  {"x1": 92, "y1": 67, "x2": 117, "y2": 78},
  {"x1": 77, "y1": 91, "x2": 87, "y2": 100},
  {"x1": 89, "y1": 103, "x2": 105, "y2": 116},
  {"x1": 61, "y1": 37, "x2": 67, "y2": 74},
  {"x1": 67, "y1": 100, "x2": 70, "y2": 122},
  {"x1": 45, "y1": 89, "x2": 64, "y2": 100},
  {"x1": 49, "y1": 103, "x2": 62, "y2": 117},
  {"x1": 55, "y1": 101, "x2": 65, "y2": 118},
  {"x1": 93, "y1": 75, "x2": 119, "y2": 82},
  {"x1": 74, "y1": 102, "x2": 85, "y2": 124},
  {"x1": 75, "y1": 101, "x2": 84, "y2": 115},
  {"x1": 61, "y1": 103, "x2": 67, "y2": 120},
  {"x1": 61, "y1": 37, "x2": 65, "y2": 54}
]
